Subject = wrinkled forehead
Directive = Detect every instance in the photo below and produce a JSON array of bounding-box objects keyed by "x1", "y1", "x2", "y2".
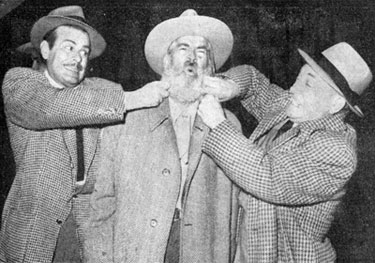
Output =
[{"x1": 171, "y1": 35, "x2": 211, "y2": 49}]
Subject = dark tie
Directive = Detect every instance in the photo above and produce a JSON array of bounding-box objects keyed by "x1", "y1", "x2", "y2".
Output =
[
  {"x1": 255, "y1": 119, "x2": 293, "y2": 149},
  {"x1": 76, "y1": 128, "x2": 85, "y2": 182},
  {"x1": 274, "y1": 120, "x2": 294, "y2": 141}
]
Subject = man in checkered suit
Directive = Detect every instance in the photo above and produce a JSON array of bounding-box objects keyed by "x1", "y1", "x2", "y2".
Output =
[
  {"x1": 198, "y1": 42, "x2": 373, "y2": 262},
  {"x1": 0, "y1": 6, "x2": 169, "y2": 263}
]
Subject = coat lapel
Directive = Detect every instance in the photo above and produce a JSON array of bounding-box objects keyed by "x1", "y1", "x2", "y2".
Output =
[
  {"x1": 83, "y1": 128, "x2": 101, "y2": 169},
  {"x1": 62, "y1": 129, "x2": 78, "y2": 171},
  {"x1": 251, "y1": 109, "x2": 288, "y2": 143}
]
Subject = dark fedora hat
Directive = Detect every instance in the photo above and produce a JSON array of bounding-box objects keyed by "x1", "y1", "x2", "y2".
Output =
[{"x1": 30, "y1": 5, "x2": 106, "y2": 59}]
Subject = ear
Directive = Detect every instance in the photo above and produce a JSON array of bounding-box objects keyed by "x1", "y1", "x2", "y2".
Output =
[
  {"x1": 40, "y1": 40, "x2": 50, "y2": 60},
  {"x1": 329, "y1": 94, "x2": 346, "y2": 114}
]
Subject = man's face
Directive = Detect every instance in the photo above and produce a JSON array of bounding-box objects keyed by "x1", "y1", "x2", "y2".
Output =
[
  {"x1": 286, "y1": 64, "x2": 340, "y2": 122},
  {"x1": 163, "y1": 35, "x2": 213, "y2": 103},
  {"x1": 43, "y1": 26, "x2": 90, "y2": 88}
]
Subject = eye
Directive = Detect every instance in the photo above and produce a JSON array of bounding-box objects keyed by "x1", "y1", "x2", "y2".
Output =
[
  {"x1": 196, "y1": 50, "x2": 207, "y2": 58},
  {"x1": 65, "y1": 45, "x2": 74, "y2": 52},
  {"x1": 305, "y1": 79, "x2": 313, "y2": 88},
  {"x1": 80, "y1": 50, "x2": 89, "y2": 57}
]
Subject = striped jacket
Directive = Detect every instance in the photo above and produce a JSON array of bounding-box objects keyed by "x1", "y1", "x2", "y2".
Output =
[
  {"x1": 202, "y1": 65, "x2": 357, "y2": 262},
  {"x1": 0, "y1": 67, "x2": 127, "y2": 262}
]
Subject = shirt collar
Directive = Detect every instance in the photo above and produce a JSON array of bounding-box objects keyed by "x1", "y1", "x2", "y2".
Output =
[
  {"x1": 168, "y1": 97, "x2": 199, "y2": 123},
  {"x1": 297, "y1": 111, "x2": 347, "y2": 132}
]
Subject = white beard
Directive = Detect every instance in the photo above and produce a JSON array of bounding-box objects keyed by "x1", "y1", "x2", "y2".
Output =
[{"x1": 162, "y1": 64, "x2": 211, "y2": 104}]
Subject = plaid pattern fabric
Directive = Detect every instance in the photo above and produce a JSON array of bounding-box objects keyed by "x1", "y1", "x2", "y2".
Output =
[
  {"x1": 0, "y1": 67, "x2": 127, "y2": 262},
  {"x1": 203, "y1": 65, "x2": 357, "y2": 262}
]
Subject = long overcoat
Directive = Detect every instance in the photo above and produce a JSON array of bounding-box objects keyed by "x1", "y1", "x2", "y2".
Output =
[
  {"x1": 0, "y1": 67, "x2": 127, "y2": 262},
  {"x1": 85, "y1": 99, "x2": 240, "y2": 263}
]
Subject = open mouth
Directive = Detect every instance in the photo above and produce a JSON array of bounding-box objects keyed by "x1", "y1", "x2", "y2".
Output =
[{"x1": 185, "y1": 66, "x2": 197, "y2": 76}]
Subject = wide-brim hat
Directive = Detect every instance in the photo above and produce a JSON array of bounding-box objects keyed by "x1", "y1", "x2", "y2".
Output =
[
  {"x1": 30, "y1": 5, "x2": 106, "y2": 59},
  {"x1": 144, "y1": 9, "x2": 233, "y2": 76},
  {"x1": 16, "y1": 42, "x2": 37, "y2": 55},
  {"x1": 16, "y1": 42, "x2": 40, "y2": 61},
  {"x1": 298, "y1": 42, "x2": 373, "y2": 117}
]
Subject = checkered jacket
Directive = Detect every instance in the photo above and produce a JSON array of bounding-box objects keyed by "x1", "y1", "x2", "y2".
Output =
[
  {"x1": 203, "y1": 65, "x2": 357, "y2": 262},
  {"x1": 0, "y1": 67, "x2": 127, "y2": 263}
]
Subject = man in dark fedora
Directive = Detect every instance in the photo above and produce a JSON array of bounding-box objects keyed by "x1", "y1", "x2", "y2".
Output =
[
  {"x1": 0, "y1": 5, "x2": 169, "y2": 263},
  {"x1": 197, "y1": 42, "x2": 373, "y2": 262},
  {"x1": 85, "y1": 9, "x2": 239, "y2": 263}
]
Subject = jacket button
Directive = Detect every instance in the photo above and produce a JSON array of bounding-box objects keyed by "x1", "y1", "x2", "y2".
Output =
[
  {"x1": 162, "y1": 168, "x2": 170, "y2": 176},
  {"x1": 150, "y1": 219, "x2": 158, "y2": 227},
  {"x1": 72, "y1": 194, "x2": 78, "y2": 199},
  {"x1": 56, "y1": 219, "x2": 63, "y2": 225}
]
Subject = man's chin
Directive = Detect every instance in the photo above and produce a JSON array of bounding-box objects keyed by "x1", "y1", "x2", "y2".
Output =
[{"x1": 169, "y1": 91, "x2": 202, "y2": 104}]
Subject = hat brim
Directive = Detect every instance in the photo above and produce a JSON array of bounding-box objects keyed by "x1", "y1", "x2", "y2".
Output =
[
  {"x1": 144, "y1": 15, "x2": 233, "y2": 75},
  {"x1": 16, "y1": 42, "x2": 36, "y2": 54},
  {"x1": 298, "y1": 48, "x2": 364, "y2": 117},
  {"x1": 30, "y1": 15, "x2": 106, "y2": 59}
]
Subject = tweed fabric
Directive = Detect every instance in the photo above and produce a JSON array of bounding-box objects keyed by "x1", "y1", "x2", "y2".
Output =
[
  {"x1": 84, "y1": 100, "x2": 240, "y2": 263},
  {"x1": 203, "y1": 65, "x2": 357, "y2": 262},
  {"x1": 0, "y1": 67, "x2": 127, "y2": 262}
]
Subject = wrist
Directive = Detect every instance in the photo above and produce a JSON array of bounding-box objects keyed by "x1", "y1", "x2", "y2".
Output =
[{"x1": 124, "y1": 91, "x2": 136, "y2": 111}]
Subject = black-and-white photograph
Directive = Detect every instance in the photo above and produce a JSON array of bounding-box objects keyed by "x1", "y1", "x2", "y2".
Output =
[{"x1": 0, "y1": 0, "x2": 374, "y2": 262}]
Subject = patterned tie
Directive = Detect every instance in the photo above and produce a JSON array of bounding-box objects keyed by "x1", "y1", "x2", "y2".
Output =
[
  {"x1": 76, "y1": 128, "x2": 85, "y2": 182},
  {"x1": 256, "y1": 119, "x2": 293, "y2": 150}
]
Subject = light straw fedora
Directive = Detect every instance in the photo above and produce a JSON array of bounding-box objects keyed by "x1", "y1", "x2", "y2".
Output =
[
  {"x1": 298, "y1": 42, "x2": 372, "y2": 117},
  {"x1": 144, "y1": 9, "x2": 233, "y2": 75}
]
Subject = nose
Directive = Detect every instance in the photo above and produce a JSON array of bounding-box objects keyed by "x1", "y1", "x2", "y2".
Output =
[
  {"x1": 71, "y1": 51, "x2": 82, "y2": 62},
  {"x1": 187, "y1": 51, "x2": 197, "y2": 63}
]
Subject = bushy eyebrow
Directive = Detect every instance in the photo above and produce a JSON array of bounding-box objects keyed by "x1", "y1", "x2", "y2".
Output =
[
  {"x1": 176, "y1": 43, "x2": 208, "y2": 51},
  {"x1": 307, "y1": 72, "x2": 316, "y2": 78}
]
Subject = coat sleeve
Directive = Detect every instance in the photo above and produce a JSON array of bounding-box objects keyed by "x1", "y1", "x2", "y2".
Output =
[
  {"x1": 222, "y1": 110, "x2": 241, "y2": 261},
  {"x1": 83, "y1": 126, "x2": 120, "y2": 263},
  {"x1": 2, "y1": 67, "x2": 127, "y2": 130},
  {"x1": 220, "y1": 65, "x2": 289, "y2": 122},
  {"x1": 202, "y1": 120, "x2": 356, "y2": 206}
]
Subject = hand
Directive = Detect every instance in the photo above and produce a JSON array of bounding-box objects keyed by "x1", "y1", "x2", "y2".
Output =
[
  {"x1": 201, "y1": 76, "x2": 240, "y2": 102},
  {"x1": 125, "y1": 81, "x2": 170, "y2": 110},
  {"x1": 198, "y1": 95, "x2": 226, "y2": 129}
]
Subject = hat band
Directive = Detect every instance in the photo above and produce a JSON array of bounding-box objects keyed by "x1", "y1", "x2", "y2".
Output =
[
  {"x1": 317, "y1": 54, "x2": 360, "y2": 106},
  {"x1": 66, "y1": 15, "x2": 88, "y2": 24}
]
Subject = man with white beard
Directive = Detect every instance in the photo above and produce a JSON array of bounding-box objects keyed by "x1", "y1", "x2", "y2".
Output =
[{"x1": 84, "y1": 9, "x2": 240, "y2": 263}]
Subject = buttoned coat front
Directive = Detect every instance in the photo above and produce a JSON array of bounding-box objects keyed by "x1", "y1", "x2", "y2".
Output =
[
  {"x1": 0, "y1": 67, "x2": 128, "y2": 263},
  {"x1": 85, "y1": 100, "x2": 240, "y2": 263},
  {"x1": 203, "y1": 65, "x2": 358, "y2": 262}
]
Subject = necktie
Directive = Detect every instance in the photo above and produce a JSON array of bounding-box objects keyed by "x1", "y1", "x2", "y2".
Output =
[
  {"x1": 274, "y1": 120, "x2": 293, "y2": 141},
  {"x1": 76, "y1": 128, "x2": 85, "y2": 182},
  {"x1": 256, "y1": 119, "x2": 293, "y2": 149}
]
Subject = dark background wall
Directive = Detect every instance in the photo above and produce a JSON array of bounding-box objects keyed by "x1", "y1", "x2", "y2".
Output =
[{"x1": 1, "y1": 0, "x2": 375, "y2": 261}]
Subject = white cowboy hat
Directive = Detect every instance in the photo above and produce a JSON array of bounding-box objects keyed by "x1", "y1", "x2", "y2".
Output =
[
  {"x1": 30, "y1": 5, "x2": 106, "y2": 59},
  {"x1": 298, "y1": 42, "x2": 372, "y2": 117},
  {"x1": 144, "y1": 9, "x2": 233, "y2": 75}
]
